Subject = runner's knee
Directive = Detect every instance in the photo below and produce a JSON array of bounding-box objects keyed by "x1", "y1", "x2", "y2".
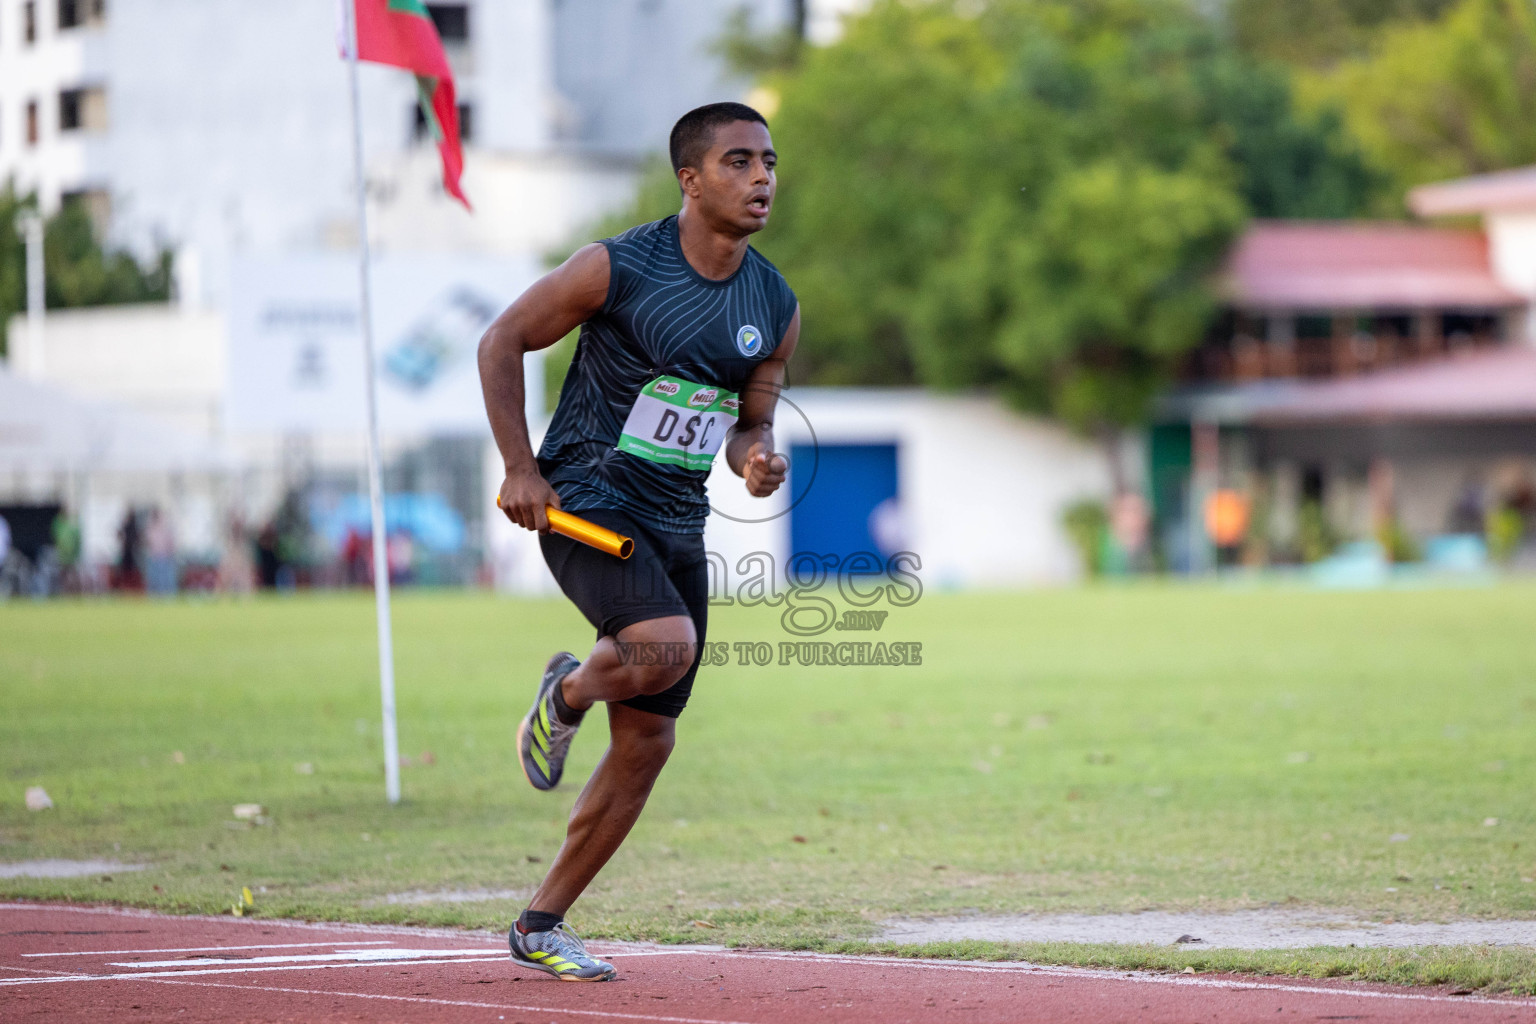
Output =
[
  {"x1": 615, "y1": 618, "x2": 696, "y2": 697},
  {"x1": 631, "y1": 642, "x2": 696, "y2": 695}
]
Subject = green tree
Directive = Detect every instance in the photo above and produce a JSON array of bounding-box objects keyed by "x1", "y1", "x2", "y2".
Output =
[
  {"x1": 0, "y1": 183, "x2": 173, "y2": 356},
  {"x1": 1195, "y1": 57, "x2": 1383, "y2": 219},
  {"x1": 0, "y1": 187, "x2": 33, "y2": 351},
  {"x1": 1300, "y1": 0, "x2": 1536, "y2": 194},
  {"x1": 1226, "y1": 0, "x2": 1458, "y2": 68},
  {"x1": 594, "y1": 0, "x2": 1377, "y2": 454}
]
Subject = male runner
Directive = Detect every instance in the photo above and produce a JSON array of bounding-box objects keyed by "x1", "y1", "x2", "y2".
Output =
[{"x1": 477, "y1": 102, "x2": 799, "y2": 982}]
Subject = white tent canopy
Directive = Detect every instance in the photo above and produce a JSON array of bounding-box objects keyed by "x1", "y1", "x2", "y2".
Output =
[{"x1": 0, "y1": 367, "x2": 233, "y2": 475}]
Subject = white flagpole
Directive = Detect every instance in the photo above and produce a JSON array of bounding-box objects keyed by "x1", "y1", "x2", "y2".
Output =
[
  {"x1": 343, "y1": 0, "x2": 402, "y2": 805},
  {"x1": 18, "y1": 211, "x2": 44, "y2": 377}
]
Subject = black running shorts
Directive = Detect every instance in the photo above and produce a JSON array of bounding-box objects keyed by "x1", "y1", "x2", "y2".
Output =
[{"x1": 538, "y1": 507, "x2": 708, "y2": 719}]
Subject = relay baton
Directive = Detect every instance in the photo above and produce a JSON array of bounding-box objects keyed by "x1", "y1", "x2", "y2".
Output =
[
  {"x1": 546, "y1": 507, "x2": 634, "y2": 559},
  {"x1": 496, "y1": 496, "x2": 633, "y2": 559}
]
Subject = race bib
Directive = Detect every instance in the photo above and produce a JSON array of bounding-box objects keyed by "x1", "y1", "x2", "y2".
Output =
[{"x1": 615, "y1": 375, "x2": 740, "y2": 472}]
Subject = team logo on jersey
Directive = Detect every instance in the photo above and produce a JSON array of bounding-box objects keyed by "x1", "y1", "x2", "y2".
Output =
[{"x1": 736, "y1": 324, "x2": 762, "y2": 358}]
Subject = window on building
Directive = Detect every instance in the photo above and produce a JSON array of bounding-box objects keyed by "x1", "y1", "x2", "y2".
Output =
[
  {"x1": 58, "y1": 0, "x2": 105, "y2": 29},
  {"x1": 1295, "y1": 315, "x2": 1334, "y2": 339},
  {"x1": 426, "y1": 3, "x2": 469, "y2": 43},
  {"x1": 59, "y1": 89, "x2": 82, "y2": 130},
  {"x1": 58, "y1": 86, "x2": 107, "y2": 132},
  {"x1": 1442, "y1": 311, "x2": 1503, "y2": 346},
  {"x1": 1301, "y1": 465, "x2": 1326, "y2": 505},
  {"x1": 25, "y1": 100, "x2": 39, "y2": 145},
  {"x1": 24, "y1": 1, "x2": 37, "y2": 44},
  {"x1": 411, "y1": 100, "x2": 473, "y2": 144}
]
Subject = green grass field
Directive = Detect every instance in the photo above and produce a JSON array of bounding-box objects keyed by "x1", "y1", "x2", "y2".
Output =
[{"x1": 3, "y1": 583, "x2": 1535, "y2": 991}]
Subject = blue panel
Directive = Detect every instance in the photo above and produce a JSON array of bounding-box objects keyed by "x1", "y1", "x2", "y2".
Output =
[{"x1": 788, "y1": 443, "x2": 900, "y2": 568}]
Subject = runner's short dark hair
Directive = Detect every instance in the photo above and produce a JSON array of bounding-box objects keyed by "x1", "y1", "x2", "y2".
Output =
[{"x1": 669, "y1": 102, "x2": 769, "y2": 173}]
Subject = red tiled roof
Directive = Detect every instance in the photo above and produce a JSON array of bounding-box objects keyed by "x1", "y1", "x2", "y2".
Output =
[
  {"x1": 1411, "y1": 165, "x2": 1536, "y2": 217},
  {"x1": 1251, "y1": 346, "x2": 1536, "y2": 424},
  {"x1": 1223, "y1": 221, "x2": 1523, "y2": 310}
]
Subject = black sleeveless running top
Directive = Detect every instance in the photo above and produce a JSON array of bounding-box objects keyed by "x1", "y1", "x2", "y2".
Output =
[{"x1": 537, "y1": 216, "x2": 798, "y2": 534}]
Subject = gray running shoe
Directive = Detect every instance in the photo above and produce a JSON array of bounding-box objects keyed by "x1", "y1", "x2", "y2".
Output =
[
  {"x1": 516, "y1": 652, "x2": 582, "y2": 790},
  {"x1": 508, "y1": 920, "x2": 616, "y2": 981}
]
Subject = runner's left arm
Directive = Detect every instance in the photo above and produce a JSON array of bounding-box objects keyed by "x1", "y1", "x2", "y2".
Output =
[
  {"x1": 725, "y1": 305, "x2": 799, "y2": 498},
  {"x1": 478, "y1": 243, "x2": 611, "y2": 532}
]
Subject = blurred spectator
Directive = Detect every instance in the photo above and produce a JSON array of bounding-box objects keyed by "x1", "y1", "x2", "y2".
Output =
[
  {"x1": 256, "y1": 523, "x2": 282, "y2": 589},
  {"x1": 52, "y1": 511, "x2": 81, "y2": 570},
  {"x1": 1509, "y1": 474, "x2": 1536, "y2": 531},
  {"x1": 272, "y1": 489, "x2": 312, "y2": 586},
  {"x1": 0, "y1": 514, "x2": 28, "y2": 598},
  {"x1": 1109, "y1": 491, "x2": 1151, "y2": 571},
  {"x1": 1205, "y1": 489, "x2": 1251, "y2": 549},
  {"x1": 0, "y1": 512, "x2": 12, "y2": 597},
  {"x1": 387, "y1": 530, "x2": 415, "y2": 585},
  {"x1": 116, "y1": 508, "x2": 144, "y2": 592},
  {"x1": 1487, "y1": 472, "x2": 1535, "y2": 565},
  {"x1": 144, "y1": 509, "x2": 177, "y2": 596},
  {"x1": 219, "y1": 514, "x2": 255, "y2": 594},
  {"x1": 1446, "y1": 477, "x2": 1486, "y2": 535},
  {"x1": 343, "y1": 527, "x2": 370, "y2": 586}
]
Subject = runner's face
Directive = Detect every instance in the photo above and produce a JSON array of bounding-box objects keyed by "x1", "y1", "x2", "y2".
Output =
[{"x1": 692, "y1": 120, "x2": 776, "y2": 234}]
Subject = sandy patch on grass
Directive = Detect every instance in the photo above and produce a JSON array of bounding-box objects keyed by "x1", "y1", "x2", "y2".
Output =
[
  {"x1": 0, "y1": 859, "x2": 147, "y2": 879},
  {"x1": 375, "y1": 888, "x2": 533, "y2": 906},
  {"x1": 881, "y1": 910, "x2": 1536, "y2": 949}
]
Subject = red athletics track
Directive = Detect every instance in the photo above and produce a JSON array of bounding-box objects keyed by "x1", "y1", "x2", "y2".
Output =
[{"x1": 2, "y1": 903, "x2": 1534, "y2": 1023}]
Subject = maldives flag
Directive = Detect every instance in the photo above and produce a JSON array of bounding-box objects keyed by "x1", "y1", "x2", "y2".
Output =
[{"x1": 349, "y1": 0, "x2": 470, "y2": 209}]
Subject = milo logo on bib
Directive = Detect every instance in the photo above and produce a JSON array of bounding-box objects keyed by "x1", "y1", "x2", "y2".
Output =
[{"x1": 616, "y1": 375, "x2": 740, "y2": 472}]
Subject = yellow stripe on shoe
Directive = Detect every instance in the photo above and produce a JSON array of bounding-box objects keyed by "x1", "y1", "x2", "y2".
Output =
[
  {"x1": 529, "y1": 743, "x2": 550, "y2": 776},
  {"x1": 523, "y1": 949, "x2": 582, "y2": 975}
]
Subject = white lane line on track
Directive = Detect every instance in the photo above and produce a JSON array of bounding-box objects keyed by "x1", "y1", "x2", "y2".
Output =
[
  {"x1": 0, "y1": 903, "x2": 506, "y2": 943},
  {"x1": 25, "y1": 940, "x2": 394, "y2": 958},
  {"x1": 5, "y1": 905, "x2": 1532, "y2": 1009},
  {"x1": 139, "y1": 976, "x2": 755, "y2": 1024},
  {"x1": 14, "y1": 944, "x2": 1527, "y2": 1011},
  {"x1": 722, "y1": 950, "x2": 1536, "y2": 1008},
  {"x1": 0, "y1": 955, "x2": 508, "y2": 986},
  {"x1": 113, "y1": 947, "x2": 505, "y2": 968}
]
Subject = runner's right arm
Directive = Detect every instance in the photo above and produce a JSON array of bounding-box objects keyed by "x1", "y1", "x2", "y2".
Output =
[{"x1": 478, "y1": 243, "x2": 610, "y2": 533}]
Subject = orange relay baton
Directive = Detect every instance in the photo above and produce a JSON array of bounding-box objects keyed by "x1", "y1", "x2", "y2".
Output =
[{"x1": 496, "y1": 496, "x2": 634, "y2": 560}]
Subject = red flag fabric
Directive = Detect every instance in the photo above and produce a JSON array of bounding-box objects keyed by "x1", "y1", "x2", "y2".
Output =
[{"x1": 350, "y1": 0, "x2": 470, "y2": 209}]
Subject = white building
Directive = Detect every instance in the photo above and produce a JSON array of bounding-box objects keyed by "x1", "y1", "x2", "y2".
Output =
[
  {"x1": 0, "y1": 0, "x2": 814, "y2": 307},
  {"x1": 1411, "y1": 165, "x2": 1536, "y2": 344},
  {"x1": 699, "y1": 389, "x2": 1116, "y2": 590}
]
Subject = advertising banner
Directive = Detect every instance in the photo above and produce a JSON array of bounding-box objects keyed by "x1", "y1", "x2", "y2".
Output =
[{"x1": 227, "y1": 253, "x2": 540, "y2": 434}]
